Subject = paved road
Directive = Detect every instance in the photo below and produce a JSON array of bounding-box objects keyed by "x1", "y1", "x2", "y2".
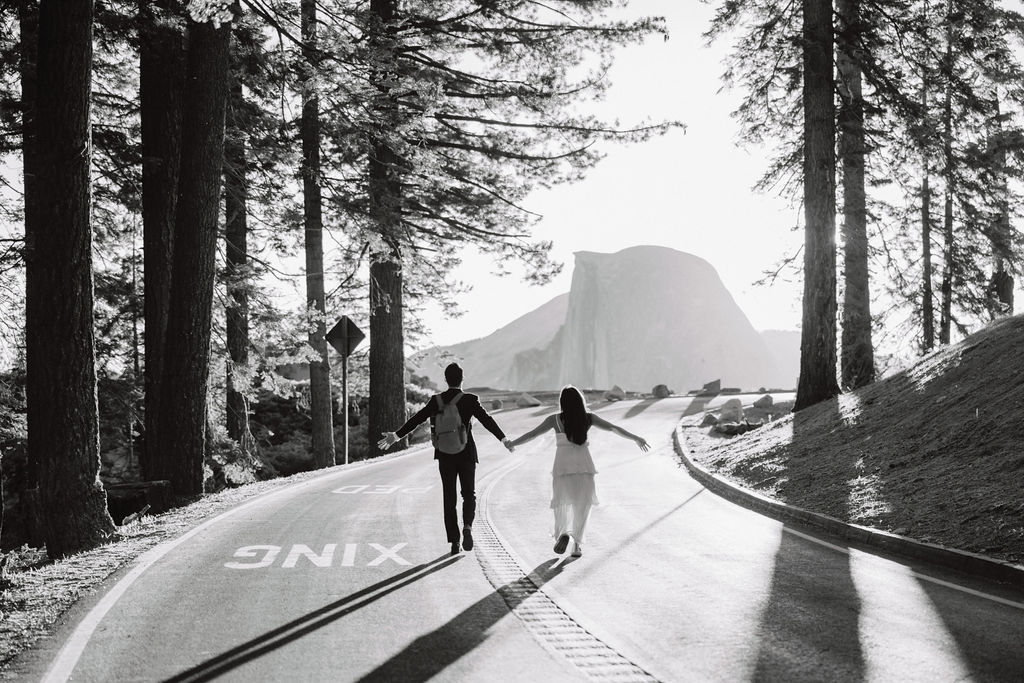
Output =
[{"x1": 28, "y1": 397, "x2": 1024, "y2": 682}]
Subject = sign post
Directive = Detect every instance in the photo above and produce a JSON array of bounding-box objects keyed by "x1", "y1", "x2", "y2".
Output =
[{"x1": 326, "y1": 316, "x2": 366, "y2": 465}]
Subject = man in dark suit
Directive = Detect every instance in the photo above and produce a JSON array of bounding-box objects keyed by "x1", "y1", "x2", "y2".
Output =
[{"x1": 377, "y1": 363, "x2": 514, "y2": 556}]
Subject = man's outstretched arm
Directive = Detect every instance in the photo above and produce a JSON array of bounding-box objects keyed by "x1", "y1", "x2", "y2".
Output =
[
  {"x1": 378, "y1": 399, "x2": 433, "y2": 451},
  {"x1": 471, "y1": 399, "x2": 514, "y2": 451}
]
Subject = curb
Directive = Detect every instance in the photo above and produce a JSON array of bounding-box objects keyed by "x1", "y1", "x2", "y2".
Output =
[{"x1": 672, "y1": 417, "x2": 1024, "y2": 587}]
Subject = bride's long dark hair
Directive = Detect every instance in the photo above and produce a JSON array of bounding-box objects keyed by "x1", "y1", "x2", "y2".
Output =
[{"x1": 559, "y1": 385, "x2": 591, "y2": 445}]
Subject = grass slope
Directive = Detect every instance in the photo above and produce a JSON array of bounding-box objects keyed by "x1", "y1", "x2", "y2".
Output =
[{"x1": 684, "y1": 314, "x2": 1024, "y2": 566}]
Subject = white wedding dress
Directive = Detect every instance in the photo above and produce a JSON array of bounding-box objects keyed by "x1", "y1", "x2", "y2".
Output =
[{"x1": 550, "y1": 415, "x2": 598, "y2": 542}]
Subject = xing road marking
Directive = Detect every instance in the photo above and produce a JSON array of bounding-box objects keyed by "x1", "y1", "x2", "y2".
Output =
[
  {"x1": 41, "y1": 444, "x2": 431, "y2": 682},
  {"x1": 332, "y1": 484, "x2": 434, "y2": 494},
  {"x1": 224, "y1": 543, "x2": 411, "y2": 569}
]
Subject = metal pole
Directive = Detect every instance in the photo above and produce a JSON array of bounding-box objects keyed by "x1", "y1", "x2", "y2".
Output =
[{"x1": 342, "y1": 352, "x2": 349, "y2": 465}]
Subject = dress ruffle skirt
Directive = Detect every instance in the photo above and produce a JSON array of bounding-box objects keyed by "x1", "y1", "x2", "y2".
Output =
[{"x1": 550, "y1": 434, "x2": 598, "y2": 541}]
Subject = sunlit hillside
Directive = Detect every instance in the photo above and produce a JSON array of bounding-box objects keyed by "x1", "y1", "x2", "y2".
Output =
[{"x1": 685, "y1": 314, "x2": 1024, "y2": 566}]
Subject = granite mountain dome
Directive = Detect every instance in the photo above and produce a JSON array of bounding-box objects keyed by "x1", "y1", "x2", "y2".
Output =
[{"x1": 413, "y1": 246, "x2": 797, "y2": 392}]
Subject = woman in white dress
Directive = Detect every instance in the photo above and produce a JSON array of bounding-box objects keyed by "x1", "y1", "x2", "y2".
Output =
[{"x1": 509, "y1": 385, "x2": 650, "y2": 557}]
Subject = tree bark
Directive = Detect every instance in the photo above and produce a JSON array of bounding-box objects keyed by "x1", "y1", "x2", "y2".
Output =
[
  {"x1": 139, "y1": 0, "x2": 185, "y2": 479},
  {"x1": 938, "y1": 0, "x2": 954, "y2": 346},
  {"x1": 987, "y1": 97, "x2": 1013, "y2": 318},
  {"x1": 367, "y1": 0, "x2": 407, "y2": 456},
  {"x1": 836, "y1": 0, "x2": 874, "y2": 390},
  {"x1": 152, "y1": 15, "x2": 233, "y2": 496},
  {"x1": 921, "y1": 170, "x2": 935, "y2": 352},
  {"x1": 369, "y1": 257, "x2": 406, "y2": 457},
  {"x1": 301, "y1": 0, "x2": 335, "y2": 468},
  {"x1": 224, "y1": 57, "x2": 254, "y2": 455},
  {"x1": 17, "y1": 0, "x2": 41, "y2": 546},
  {"x1": 29, "y1": 0, "x2": 115, "y2": 558},
  {"x1": 795, "y1": 0, "x2": 839, "y2": 411}
]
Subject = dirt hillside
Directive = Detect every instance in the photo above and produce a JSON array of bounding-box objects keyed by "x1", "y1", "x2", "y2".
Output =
[{"x1": 682, "y1": 314, "x2": 1024, "y2": 566}]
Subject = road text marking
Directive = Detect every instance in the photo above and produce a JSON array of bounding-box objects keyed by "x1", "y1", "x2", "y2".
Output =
[{"x1": 224, "y1": 543, "x2": 410, "y2": 569}]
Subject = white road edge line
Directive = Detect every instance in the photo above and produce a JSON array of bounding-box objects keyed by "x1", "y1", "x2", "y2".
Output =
[
  {"x1": 41, "y1": 446, "x2": 429, "y2": 683},
  {"x1": 782, "y1": 526, "x2": 1024, "y2": 610},
  {"x1": 681, "y1": 411, "x2": 1024, "y2": 612}
]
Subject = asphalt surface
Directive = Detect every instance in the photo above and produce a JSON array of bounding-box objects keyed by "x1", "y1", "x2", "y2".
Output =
[{"x1": 28, "y1": 397, "x2": 1024, "y2": 682}]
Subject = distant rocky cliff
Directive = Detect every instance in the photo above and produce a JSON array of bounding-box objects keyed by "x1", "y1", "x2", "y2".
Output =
[
  {"x1": 412, "y1": 246, "x2": 798, "y2": 392},
  {"x1": 412, "y1": 292, "x2": 568, "y2": 389}
]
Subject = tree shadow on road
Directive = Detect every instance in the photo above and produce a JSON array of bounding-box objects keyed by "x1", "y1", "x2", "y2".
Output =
[
  {"x1": 354, "y1": 558, "x2": 571, "y2": 683},
  {"x1": 162, "y1": 553, "x2": 460, "y2": 683},
  {"x1": 681, "y1": 394, "x2": 715, "y2": 417},
  {"x1": 915, "y1": 576, "x2": 1024, "y2": 680},
  {"x1": 623, "y1": 398, "x2": 661, "y2": 419},
  {"x1": 752, "y1": 403, "x2": 866, "y2": 683},
  {"x1": 752, "y1": 527, "x2": 864, "y2": 683}
]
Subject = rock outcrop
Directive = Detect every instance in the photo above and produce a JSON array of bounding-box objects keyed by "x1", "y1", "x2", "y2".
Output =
[
  {"x1": 412, "y1": 246, "x2": 797, "y2": 392},
  {"x1": 515, "y1": 393, "x2": 542, "y2": 407},
  {"x1": 603, "y1": 385, "x2": 627, "y2": 401},
  {"x1": 718, "y1": 398, "x2": 744, "y2": 422},
  {"x1": 530, "y1": 246, "x2": 786, "y2": 392},
  {"x1": 652, "y1": 384, "x2": 672, "y2": 399},
  {"x1": 412, "y1": 293, "x2": 569, "y2": 389}
]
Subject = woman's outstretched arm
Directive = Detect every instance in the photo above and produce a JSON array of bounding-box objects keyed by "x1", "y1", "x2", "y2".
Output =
[
  {"x1": 509, "y1": 414, "x2": 557, "y2": 449},
  {"x1": 590, "y1": 413, "x2": 650, "y2": 451}
]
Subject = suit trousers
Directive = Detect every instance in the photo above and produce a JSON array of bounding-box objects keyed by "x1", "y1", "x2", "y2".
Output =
[{"x1": 437, "y1": 456, "x2": 476, "y2": 543}]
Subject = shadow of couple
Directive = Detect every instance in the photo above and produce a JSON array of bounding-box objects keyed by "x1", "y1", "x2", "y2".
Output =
[{"x1": 164, "y1": 553, "x2": 574, "y2": 683}]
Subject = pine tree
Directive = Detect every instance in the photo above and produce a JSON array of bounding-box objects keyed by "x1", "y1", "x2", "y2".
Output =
[
  {"x1": 139, "y1": 0, "x2": 184, "y2": 479},
  {"x1": 152, "y1": 7, "x2": 233, "y2": 495},
  {"x1": 224, "y1": 32, "x2": 254, "y2": 456},
  {"x1": 301, "y1": 0, "x2": 335, "y2": 468},
  {"x1": 29, "y1": 0, "x2": 115, "y2": 557},
  {"x1": 795, "y1": 0, "x2": 840, "y2": 409},
  {"x1": 837, "y1": 0, "x2": 874, "y2": 389},
  {"x1": 15, "y1": 0, "x2": 40, "y2": 538},
  {"x1": 288, "y1": 0, "x2": 673, "y2": 453}
]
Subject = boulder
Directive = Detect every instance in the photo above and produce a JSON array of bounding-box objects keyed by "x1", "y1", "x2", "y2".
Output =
[
  {"x1": 491, "y1": 399, "x2": 503, "y2": 411},
  {"x1": 652, "y1": 384, "x2": 672, "y2": 399},
  {"x1": 753, "y1": 394, "x2": 774, "y2": 409},
  {"x1": 713, "y1": 420, "x2": 764, "y2": 436},
  {"x1": 604, "y1": 385, "x2": 626, "y2": 401},
  {"x1": 515, "y1": 393, "x2": 542, "y2": 408},
  {"x1": 699, "y1": 413, "x2": 719, "y2": 427},
  {"x1": 718, "y1": 398, "x2": 744, "y2": 422}
]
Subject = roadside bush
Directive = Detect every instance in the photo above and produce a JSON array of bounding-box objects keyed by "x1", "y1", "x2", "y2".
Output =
[{"x1": 204, "y1": 423, "x2": 269, "y2": 491}]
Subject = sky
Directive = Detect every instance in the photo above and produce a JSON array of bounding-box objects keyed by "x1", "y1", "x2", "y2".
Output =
[{"x1": 418, "y1": 0, "x2": 806, "y2": 349}]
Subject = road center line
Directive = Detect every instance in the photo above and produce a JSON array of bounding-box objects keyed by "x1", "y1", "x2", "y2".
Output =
[{"x1": 474, "y1": 458, "x2": 662, "y2": 682}]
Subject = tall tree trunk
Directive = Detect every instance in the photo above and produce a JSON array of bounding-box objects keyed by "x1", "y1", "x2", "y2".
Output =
[
  {"x1": 17, "y1": 0, "x2": 41, "y2": 547},
  {"x1": 836, "y1": 0, "x2": 874, "y2": 390},
  {"x1": 29, "y1": 0, "x2": 115, "y2": 558},
  {"x1": 368, "y1": 0, "x2": 407, "y2": 456},
  {"x1": 795, "y1": 0, "x2": 839, "y2": 411},
  {"x1": 139, "y1": 0, "x2": 184, "y2": 479},
  {"x1": 988, "y1": 97, "x2": 1014, "y2": 318},
  {"x1": 152, "y1": 14, "x2": 233, "y2": 496},
  {"x1": 938, "y1": 0, "x2": 954, "y2": 345},
  {"x1": 369, "y1": 255, "x2": 406, "y2": 457},
  {"x1": 920, "y1": 37, "x2": 935, "y2": 353},
  {"x1": 301, "y1": 0, "x2": 335, "y2": 468},
  {"x1": 921, "y1": 171, "x2": 935, "y2": 352},
  {"x1": 224, "y1": 57, "x2": 253, "y2": 455}
]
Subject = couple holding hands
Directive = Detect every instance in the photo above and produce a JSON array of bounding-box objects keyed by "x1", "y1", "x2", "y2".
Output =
[{"x1": 377, "y1": 363, "x2": 650, "y2": 558}]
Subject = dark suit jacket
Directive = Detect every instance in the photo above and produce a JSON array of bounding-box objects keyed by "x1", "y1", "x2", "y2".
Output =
[{"x1": 395, "y1": 388, "x2": 505, "y2": 462}]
